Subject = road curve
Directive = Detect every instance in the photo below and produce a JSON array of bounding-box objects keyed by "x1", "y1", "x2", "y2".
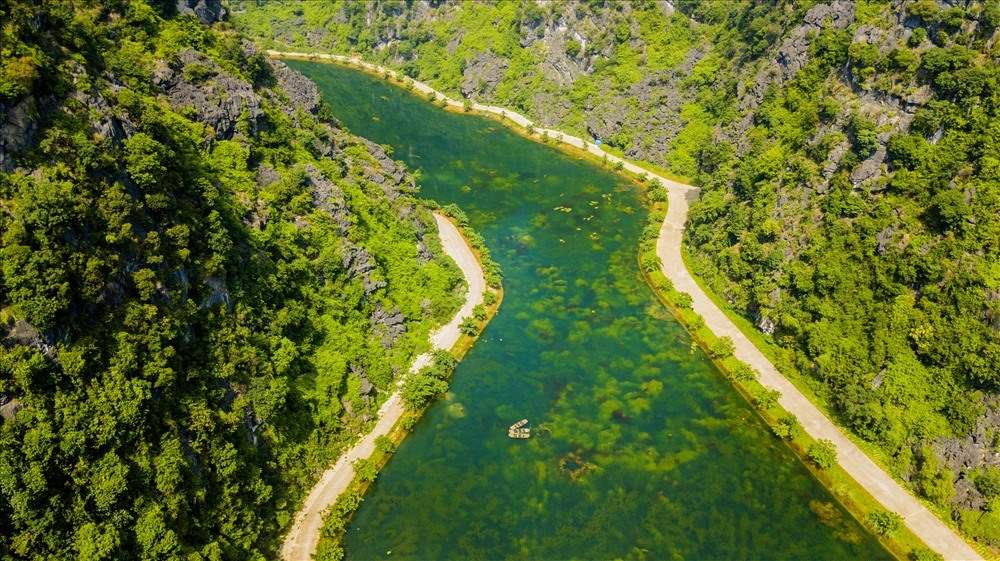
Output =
[
  {"x1": 269, "y1": 50, "x2": 981, "y2": 561},
  {"x1": 280, "y1": 213, "x2": 485, "y2": 561}
]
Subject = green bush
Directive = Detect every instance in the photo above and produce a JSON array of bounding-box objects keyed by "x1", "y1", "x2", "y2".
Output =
[
  {"x1": 772, "y1": 415, "x2": 799, "y2": 440},
  {"x1": 808, "y1": 440, "x2": 838, "y2": 470},
  {"x1": 707, "y1": 336, "x2": 735, "y2": 359},
  {"x1": 866, "y1": 509, "x2": 903, "y2": 536}
]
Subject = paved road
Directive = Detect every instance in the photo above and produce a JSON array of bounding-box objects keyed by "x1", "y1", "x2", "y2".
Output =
[
  {"x1": 280, "y1": 214, "x2": 485, "y2": 561},
  {"x1": 269, "y1": 50, "x2": 981, "y2": 560}
]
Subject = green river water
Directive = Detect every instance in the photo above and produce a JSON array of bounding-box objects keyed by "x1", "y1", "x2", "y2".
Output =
[{"x1": 291, "y1": 61, "x2": 891, "y2": 561}]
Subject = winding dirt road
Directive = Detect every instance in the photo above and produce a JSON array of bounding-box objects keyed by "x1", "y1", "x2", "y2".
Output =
[
  {"x1": 269, "y1": 50, "x2": 981, "y2": 560},
  {"x1": 280, "y1": 213, "x2": 485, "y2": 561}
]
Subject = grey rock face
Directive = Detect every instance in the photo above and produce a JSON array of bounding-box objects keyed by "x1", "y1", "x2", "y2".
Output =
[
  {"x1": 343, "y1": 245, "x2": 386, "y2": 295},
  {"x1": 176, "y1": 0, "x2": 227, "y2": 25},
  {"x1": 4, "y1": 318, "x2": 55, "y2": 357},
  {"x1": 304, "y1": 165, "x2": 352, "y2": 234},
  {"x1": 0, "y1": 398, "x2": 21, "y2": 421},
  {"x1": 370, "y1": 305, "x2": 407, "y2": 348},
  {"x1": 934, "y1": 398, "x2": 1000, "y2": 509},
  {"x1": 460, "y1": 51, "x2": 509, "y2": 99},
  {"x1": 256, "y1": 164, "x2": 280, "y2": 187},
  {"x1": 269, "y1": 60, "x2": 322, "y2": 115},
  {"x1": 201, "y1": 276, "x2": 231, "y2": 309},
  {"x1": 741, "y1": 1, "x2": 855, "y2": 113},
  {"x1": 154, "y1": 50, "x2": 264, "y2": 140},
  {"x1": 0, "y1": 96, "x2": 38, "y2": 172},
  {"x1": 360, "y1": 139, "x2": 408, "y2": 200},
  {"x1": 850, "y1": 145, "x2": 886, "y2": 187}
]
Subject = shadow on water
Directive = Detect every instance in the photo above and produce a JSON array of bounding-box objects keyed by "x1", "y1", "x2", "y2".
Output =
[{"x1": 290, "y1": 60, "x2": 891, "y2": 561}]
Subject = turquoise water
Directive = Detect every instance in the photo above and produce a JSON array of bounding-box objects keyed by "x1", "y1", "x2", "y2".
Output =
[{"x1": 291, "y1": 61, "x2": 890, "y2": 561}]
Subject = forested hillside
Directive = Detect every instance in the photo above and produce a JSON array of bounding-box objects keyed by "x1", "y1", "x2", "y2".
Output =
[
  {"x1": 0, "y1": 1, "x2": 464, "y2": 558},
  {"x1": 232, "y1": 0, "x2": 1000, "y2": 547}
]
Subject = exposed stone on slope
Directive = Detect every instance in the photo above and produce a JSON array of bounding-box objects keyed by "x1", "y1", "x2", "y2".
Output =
[
  {"x1": 0, "y1": 96, "x2": 38, "y2": 172},
  {"x1": 370, "y1": 305, "x2": 406, "y2": 348},
  {"x1": 154, "y1": 50, "x2": 264, "y2": 139},
  {"x1": 269, "y1": 59, "x2": 322, "y2": 115},
  {"x1": 460, "y1": 51, "x2": 509, "y2": 99},
  {"x1": 3, "y1": 318, "x2": 55, "y2": 358},
  {"x1": 304, "y1": 164, "x2": 352, "y2": 234},
  {"x1": 176, "y1": 0, "x2": 227, "y2": 25},
  {"x1": 342, "y1": 245, "x2": 386, "y2": 295}
]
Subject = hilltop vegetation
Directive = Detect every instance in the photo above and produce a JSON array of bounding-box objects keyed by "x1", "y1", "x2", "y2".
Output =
[
  {"x1": 0, "y1": 1, "x2": 464, "y2": 558},
  {"x1": 233, "y1": 0, "x2": 1000, "y2": 546}
]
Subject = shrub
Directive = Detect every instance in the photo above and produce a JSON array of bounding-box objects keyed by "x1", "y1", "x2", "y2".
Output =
[
  {"x1": 773, "y1": 415, "x2": 799, "y2": 440},
  {"x1": 808, "y1": 440, "x2": 838, "y2": 469},
  {"x1": 975, "y1": 467, "x2": 1000, "y2": 499},
  {"x1": 459, "y1": 317, "x2": 479, "y2": 336},
  {"x1": 910, "y1": 547, "x2": 943, "y2": 561},
  {"x1": 565, "y1": 38, "x2": 582, "y2": 58},
  {"x1": 375, "y1": 435, "x2": 395, "y2": 454},
  {"x1": 708, "y1": 336, "x2": 735, "y2": 359},
  {"x1": 352, "y1": 458, "x2": 378, "y2": 482},
  {"x1": 753, "y1": 388, "x2": 781, "y2": 410},
  {"x1": 675, "y1": 292, "x2": 693, "y2": 309},
  {"x1": 641, "y1": 252, "x2": 661, "y2": 272},
  {"x1": 483, "y1": 290, "x2": 497, "y2": 306},
  {"x1": 730, "y1": 362, "x2": 758, "y2": 382},
  {"x1": 866, "y1": 509, "x2": 903, "y2": 536},
  {"x1": 473, "y1": 304, "x2": 487, "y2": 321}
]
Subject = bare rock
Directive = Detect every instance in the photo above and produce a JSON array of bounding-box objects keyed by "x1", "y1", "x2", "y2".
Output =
[
  {"x1": 370, "y1": 305, "x2": 406, "y2": 348},
  {"x1": 4, "y1": 318, "x2": 55, "y2": 358},
  {"x1": 460, "y1": 51, "x2": 509, "y2": 99},
  {"x1": 304, "y1": 165, "x2": 352, "y2": 234},
  {"x1": 176, "y1": 0, "x2": 227, "y2": 25},
  {"x1": 0, "y1": 96, "x2": 38, "y2": 172},
  {"x1": 256, "y1": 164, "x2": 280, "y2": 187},
  {"x1": 343, "y1": 245, "x2": 386, "y2": 295},
  {"x1": 850, "y1": 145, "x2": 886, "y2": 187},
  {"x1": 269, "y1": 60, "x2": 322, "y2": 115},
  {"x1": 0, "y1": 398, "x2": 21, "y2": 421},
  {"x1": 154, "y1": 50, "x2": 263, "y2": 139},
  {"x1": 201, "y1": 276, "x2": 231, "y2": 309}
]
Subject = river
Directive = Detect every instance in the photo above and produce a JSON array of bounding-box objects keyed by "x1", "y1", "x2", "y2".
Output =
[{"x1": 289, "y1": 60, "x2": 890, "y2": 561}]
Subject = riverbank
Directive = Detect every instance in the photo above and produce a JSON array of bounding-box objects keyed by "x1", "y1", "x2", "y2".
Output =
[
  {"x1": 268, "y1": 51, "x2": 980, "y2": 561},
  {"x1": 281, "y1": 212, "x2": 499, "y2": 561}
]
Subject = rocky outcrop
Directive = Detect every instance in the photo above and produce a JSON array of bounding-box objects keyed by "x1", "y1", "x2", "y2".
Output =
[
  {"x1": 460, "y1": 51, "x2": 509, "y2": 99},
  {"x1": 304, "y1": 165, "x2": 352, "y2": 234},
  {"x1": 342, "y1": 245, "x2": 386, "y2": 295},
  {"x1": 370, "y1": 305, "x2": 406, "y2": 348},
  {"x1": 269, "y1": 59, "x2": 322, "y2": 115},
  {"x1": 200, "y1": 276, "x2": 231, "y2": 309},
  {"x1": 3, "y1": 318, "x2": 55, "y2": 358},
  {"x1": 934, "y1": 399, "x2": 1000, "y2": 510},
  {"x1": 0, "y1": 96, "x2": 38, "y2": 172},
  {"x1": 740, "y1": 1, "x2": 855, "y2": 113},
  {"x1": 360, "y1": 139, "x2": 408, "y2": 200},
  {"x1": 154, "y1": 50, "x2": 264, "y2": 139},
  {"x1": 0, "y1": 396, "x2": 21, "y2": 421},
  {"x1": 176, "y1": 0, "x2": 227, "y2": 25}
]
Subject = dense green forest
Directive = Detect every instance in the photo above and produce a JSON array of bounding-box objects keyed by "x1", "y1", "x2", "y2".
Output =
[
  {"x1": 233, "y1": 0, "x2": 1000, "y2": 547},
  {"x1": 0, "y1": 1, "x2": 465, "y2": 558}
]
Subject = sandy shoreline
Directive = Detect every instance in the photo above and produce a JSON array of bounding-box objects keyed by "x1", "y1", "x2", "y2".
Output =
[{"x1": 280, "y1": 213, "x2": 486, "y2": 561}]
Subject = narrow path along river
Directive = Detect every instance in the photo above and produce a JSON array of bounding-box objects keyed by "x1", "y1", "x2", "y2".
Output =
[{"x1": 291, "y1": 61, "x2": 892, "y2": 560}]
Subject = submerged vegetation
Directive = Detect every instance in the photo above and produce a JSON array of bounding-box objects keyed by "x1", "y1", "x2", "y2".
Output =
[
  {"x1": 0, "y1": 1, "x2": 467, "y2": 558},
  {"x1": 290, "y1": 58, "x2": 892, "y2": 561},
  {"x1": 238, "y1": 0, "x2": 1000, "y2": 547}
]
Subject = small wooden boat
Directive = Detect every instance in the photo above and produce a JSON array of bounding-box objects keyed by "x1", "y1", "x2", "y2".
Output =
[{"x1": 508, "y1": 428, "x2": 531, "y2": 439}]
